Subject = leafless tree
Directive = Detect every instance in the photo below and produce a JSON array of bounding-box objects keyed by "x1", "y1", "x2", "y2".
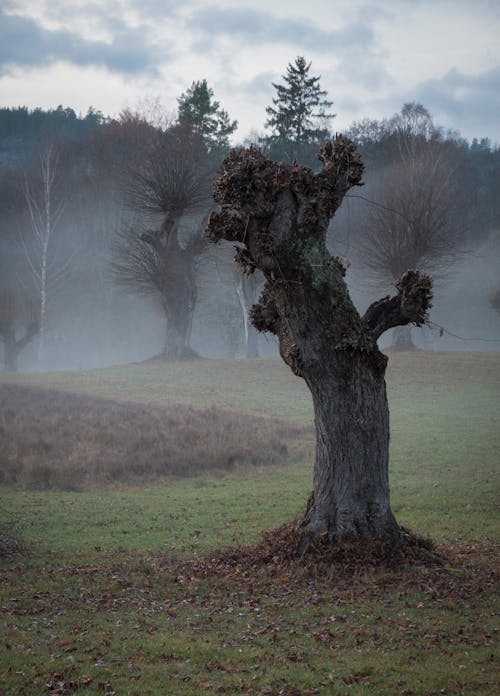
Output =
[
  {"x1": 356, "y1": 105, "x2": 466, "y2": 348},
  {"x1": 112, "y1": 123, "x2": 213, "y2": 358},
  {"x1": 20, "y1": 141, "x2": 75, "y2": 366}
]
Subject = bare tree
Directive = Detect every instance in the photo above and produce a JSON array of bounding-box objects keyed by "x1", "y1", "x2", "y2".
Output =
[
  {"x1": 0, "y1": 289, "x2": 39, "y2": 372},
  {"x1": 359, "y1": 147, "x2": 462, "y2": 278},
  {"x1": 208, "y1": 137, "x2": 432, "y2": 546},
  {"x1": 355, "y1": 106, "x2": 465, "y2": 348},
  {"x1": 112, "y1": 216, "x2": 207, "y2": 358},
  {"x1": 112, "y1": 124, "x2": 213, "y2": 359},
  {"x1": 20, "y1": 141, "x2": 74, "y2": 366}
]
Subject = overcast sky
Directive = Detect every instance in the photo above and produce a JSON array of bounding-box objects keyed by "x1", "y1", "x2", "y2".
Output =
[{"x1": 1, "y1": 0, "x2": 499, "y2": 144}]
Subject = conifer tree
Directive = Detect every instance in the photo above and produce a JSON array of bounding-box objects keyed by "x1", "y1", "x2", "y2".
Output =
[
  {"x1": 265, "y1": 56, "x2": 335, "y2": 154},
  {"x1": 177, "y1": 80, "x2": 237, "y2": 151}
]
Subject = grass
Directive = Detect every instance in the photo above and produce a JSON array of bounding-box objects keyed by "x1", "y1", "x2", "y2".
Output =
[
  {"x1": 0, "y1": 352, "x2": 499, "y2": 694},
  {"x1": 0, "y1": 384, "x2": 307, "y2": 490}
]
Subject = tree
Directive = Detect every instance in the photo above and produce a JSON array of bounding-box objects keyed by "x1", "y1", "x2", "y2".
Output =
[
  {"x1": 20, "y1": 140, "x2": 75, "y2": 367},
  {"x1": 177, "y1": 80, "x2": 238, "y2": 152},
  {"x1": 264, "y1": 56, "x2": 334, "y2": 161},
  {"x1": 0, "y1": 289, "x2": 39, "y2": 372},
  {"x1": 357, "y1": 155, "x2": 460, "y2": 349},
  {"x1": 353, "y1": 105, "x2": 467, "y2": 349},
  {"x1": 208, "y1": 137, "x2": 432, "y2": 545},
  {"x1": 357, "y1": 144, "x2": 463, "y2": 282},
  {"x1": 112, "y1": 123, "x2": 212, "y2": 359}
]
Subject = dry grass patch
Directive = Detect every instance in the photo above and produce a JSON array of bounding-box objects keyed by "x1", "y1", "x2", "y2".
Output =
[{"x1": 0, "y1": 384, "x2": 310, "y2": 490}]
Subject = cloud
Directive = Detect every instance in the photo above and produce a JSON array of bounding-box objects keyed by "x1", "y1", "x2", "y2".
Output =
[
  {"x1": 189, "y1": 5, "x2": 375, "y2": 53},
  {"x1": 238, "y1": 71, "x2": 277, "y2": 98},
  {"x1": 413, "y1": 66, "x2": 500, "y2": 140},
  {"x1": 0, "y1": 8, "x2": 164, "y2": 76}
]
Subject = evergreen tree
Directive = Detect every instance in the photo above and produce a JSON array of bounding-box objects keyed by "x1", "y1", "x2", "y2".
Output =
[
  {"x1": 177, "y1": 80, "x2": 237, "y2": 151},
  {"x1": 264, "y1": 56, "x2": 334, "y2": 158}
]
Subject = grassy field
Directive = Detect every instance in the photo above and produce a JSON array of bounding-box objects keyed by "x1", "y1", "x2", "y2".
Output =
[{"x1": 0, "y1": 352, "x2": 499, "y2": 694}]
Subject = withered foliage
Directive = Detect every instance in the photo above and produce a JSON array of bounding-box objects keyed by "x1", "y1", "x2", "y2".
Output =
[
  {"x1": 0, "y1": 385, "x2": 309, "y2": 490},
  {"x1": 163, "y1": 524, "x2": 498, "y2": 609}
]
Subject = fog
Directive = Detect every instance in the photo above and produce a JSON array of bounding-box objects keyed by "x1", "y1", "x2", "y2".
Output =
[
  {"x1": 1, "y1": 109, "x2": 499, "y2": 373},
  {"x1": 344, "y1": 230, "x2": 500, "y2": 354},
  {"x1": 3, "y1": 231, "x2": 498, "y2": 374}
]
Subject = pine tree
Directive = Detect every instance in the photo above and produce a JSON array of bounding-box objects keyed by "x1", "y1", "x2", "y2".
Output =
[
  {"x1": 265, "y1": 56, "x2": 335, "y2": 152},
  {"x1": 177, "y1": 80, "x2": 237, "y2": 151}
]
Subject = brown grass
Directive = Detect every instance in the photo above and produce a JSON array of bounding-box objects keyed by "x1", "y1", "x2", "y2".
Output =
[{"x1": 0, "y1": 384, "x2": 310, "y2": 490}]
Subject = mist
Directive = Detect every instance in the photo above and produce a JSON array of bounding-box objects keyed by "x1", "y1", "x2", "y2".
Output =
[
  {"x1": 341, "y1": 230, "x2": 500, "y2": 354},
  {"x1": 1, "y1": 106, "x2": 499, "y2": 374}
]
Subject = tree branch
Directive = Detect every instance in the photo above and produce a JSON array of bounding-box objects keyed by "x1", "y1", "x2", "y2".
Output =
[
  {"x1": 206, "y1": 206, "x2": 247, "y2": 244},
  {"x1": 249, "y1": 282, "x2": 280, "y2": 334},
  {"x1": 362, "y1": 269, "x2": 433, "y2": 339}
]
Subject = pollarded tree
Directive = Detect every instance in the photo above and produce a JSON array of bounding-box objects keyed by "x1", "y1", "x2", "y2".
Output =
[
  {"x1": 357, "y1": 144, "x2": 463, "y2": 285},
  {"x1": 353, "y1": 105, "x2": 467, "y2": 349},
  {"x1": 264, "y1": 56, "x2": 335, "y2": 162},
  {"x1": 178, "y1": 80, "x2": 238, "y2": 152},
  {"x1": 112, "y1": 216, "x2": 207, "y2": 359},
  {"x1": 113, "y1": 123, "x2": 213, "y2": 359},
  {"x1": 208, "y1": 137, "x2": 432, "y2": 545}
]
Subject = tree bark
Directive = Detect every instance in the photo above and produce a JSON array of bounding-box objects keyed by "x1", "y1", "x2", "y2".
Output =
[
  {"x1": 302, "y1": 355, "x2": 399, "y2": 542},
  {"x1": 159, "y1": 246, "x2": 197, "y2": 359},
  {"x1": 143, "y1": 220, "x2": 200, "y2": 361},
  {"x1": 208, "y1": 138, "x2": 432, "y2": 545}
]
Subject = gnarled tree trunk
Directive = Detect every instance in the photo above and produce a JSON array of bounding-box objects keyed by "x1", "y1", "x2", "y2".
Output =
[
  {"x1": 208, "y1": 138, "x2": 433, "y2": 545},
  {"x1": 141, "y1": 218, "x2": 200, "y2": 361},
  {"x1": 159, "y1": 246, "x2": 198, "y2": 360}
]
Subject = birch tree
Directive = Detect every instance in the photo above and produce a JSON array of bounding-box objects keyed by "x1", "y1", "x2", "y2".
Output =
[{"x1": 21, "y1": 142, "x2": 73, "y2": 367}]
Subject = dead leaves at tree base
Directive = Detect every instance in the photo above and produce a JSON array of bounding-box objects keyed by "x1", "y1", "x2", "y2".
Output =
[{"x1": 162, "y1": 523, "x2": 494, "y2": 600}]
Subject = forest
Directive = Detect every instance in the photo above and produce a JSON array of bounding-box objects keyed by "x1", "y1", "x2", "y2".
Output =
[{"x1": 1, "y1": 58, "x2": 499, "y2": 373}]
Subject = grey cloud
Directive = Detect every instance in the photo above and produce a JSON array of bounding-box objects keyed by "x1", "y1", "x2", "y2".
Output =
[
  {"x1": 236, "y1": 71, "x2": 276, "y2": 98},
  {"x1": 40, "y1": 0, "x2": 182, "y2": 27},
  {"x1": 0, "y1": 9, "x2": 164, "y2": 76},
  {"x1": 412, "y1": 66, "x2": 500, "y2": 140},
  {"x1": 189, "y1": 6, "x2": 374, "y2": 53}
]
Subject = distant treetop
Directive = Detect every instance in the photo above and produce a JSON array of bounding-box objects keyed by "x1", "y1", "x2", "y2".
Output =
[
  {"x1": 177, "y1": 79, "x2": 238, "y2": 151},
  {"x1": 264, "y1": 56, "x2": 335, "y2": 147}
]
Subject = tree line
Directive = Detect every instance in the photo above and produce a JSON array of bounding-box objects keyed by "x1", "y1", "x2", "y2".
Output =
[{"x1": 1, "y1": 57, "x2": 499, "y2": 371}]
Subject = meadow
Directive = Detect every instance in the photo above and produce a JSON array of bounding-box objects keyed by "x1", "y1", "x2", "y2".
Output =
[{"x1": 0, "y1": 352, "x2": 498, "y2": 694}]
